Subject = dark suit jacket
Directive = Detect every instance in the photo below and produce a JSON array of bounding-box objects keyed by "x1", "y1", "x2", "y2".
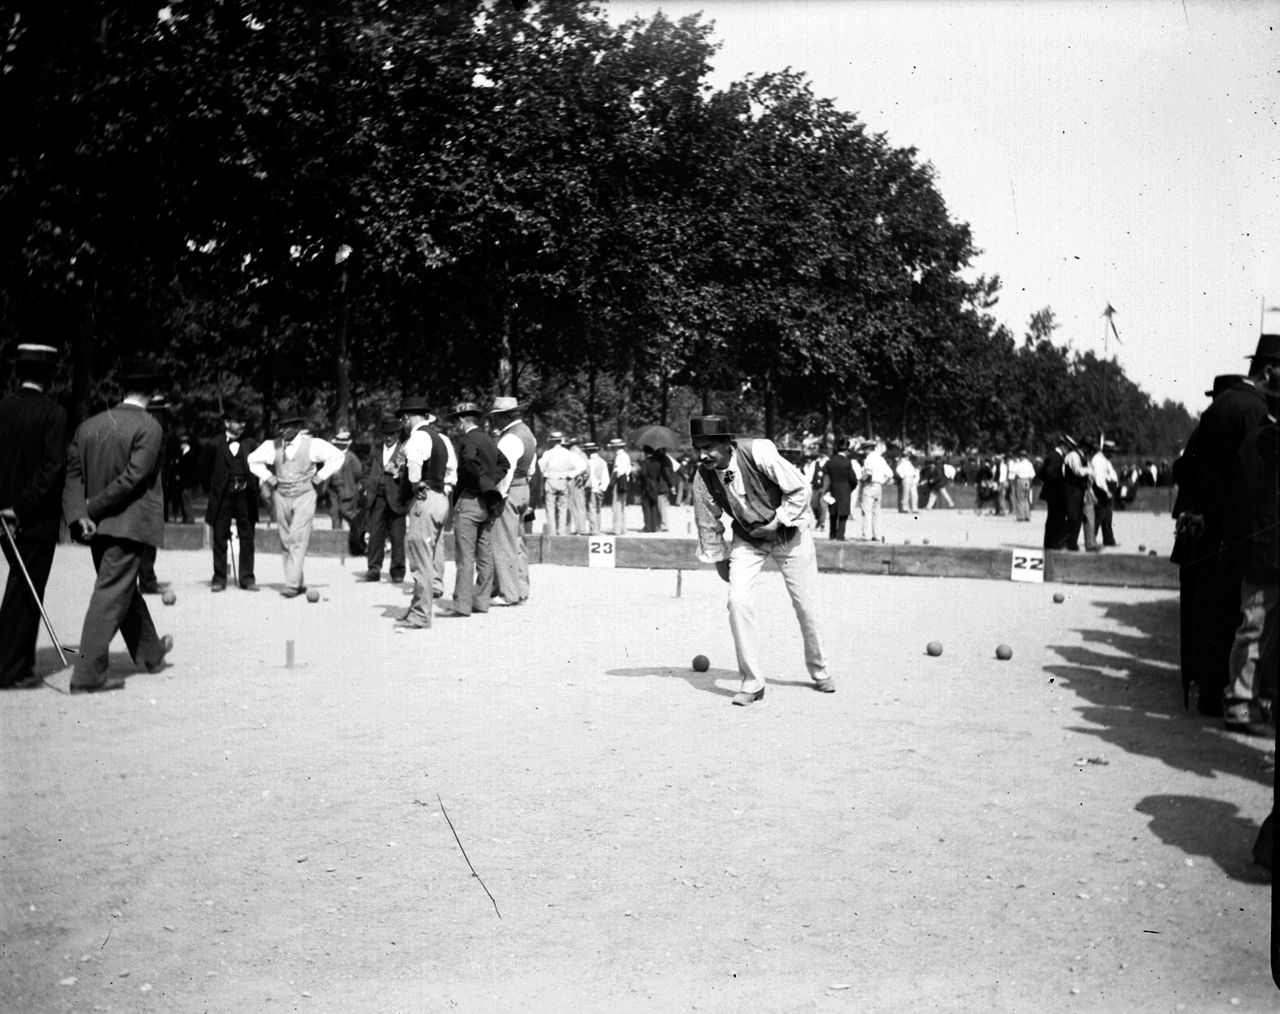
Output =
[
  {"x1": 456, "y1": 427, "x2": 506, "y2": 510},
  {"x1": 62, "y1": 402, "x2": 165, "y2": 546},
  {"x1": 201, "y1": 436, "x2": 261, "y2": 524},
  {"x1": 823, "y1": 453, "x2": 856, "y2": 515},
  {"x1": 1192, "y1": 380, "x2": 1269, "y2": 544},
  {"x1": 365, "y1": 440, "x2": 413, "y2": 515},
  {"x1": 0, "y1": 387, "x2": 67, "y2": 542}
]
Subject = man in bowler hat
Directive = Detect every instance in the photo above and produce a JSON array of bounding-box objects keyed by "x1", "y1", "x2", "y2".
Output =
[
  {"x1": 61, "y1": 356, "x2": 173, "y2": 692},
  {"x1": 200, "y1": 401, "x2": 259, "y2": 591},
  {"x1": 0, "y1": 344, "x2": 67, "y2": 689},
  {"x1": 689, "y1": 415, "x2": 834, "y2": 706},
  {"x1": 359, "y1": 415, "x2": 411, "y2": 584}
]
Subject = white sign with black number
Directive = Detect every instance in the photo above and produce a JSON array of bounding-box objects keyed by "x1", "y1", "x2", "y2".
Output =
[
  {"x1": 1010, "y1": 548, "x2": 1045, "y2": 582},
  {"x1": 588, "y1": 536, "x2": 616, "y2": 568}
]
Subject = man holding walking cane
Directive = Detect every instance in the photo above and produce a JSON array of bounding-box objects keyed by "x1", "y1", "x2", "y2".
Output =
[{"x1": 0, "y1": 344, "x2": 67, "y2": 689}]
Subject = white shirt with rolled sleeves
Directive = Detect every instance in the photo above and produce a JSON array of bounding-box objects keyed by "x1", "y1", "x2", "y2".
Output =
[
  {"x1": 586, "y1": 453, "x2": 610, "y2": 494},
  {"x1": 612, "y1": 449, "x2": 632, "y2": 481},
  {"x1": 1090, "y1": 451, "x2": 1118, "y2": 491},
  {"x1": 860, "y1": 450, "x2": 893, "y2": 486},
  {"x1": 247, "y1": 433, "x2": 346, "y2": 487},
  {"x1": 692, "y1": 442, "x2": 811, "y2": 564},
  {"x1": 496, "y1": 430, "x2": 524, "y2": 496},
  {"x1": 401, "y1": 427, "x2": 435, "y2": 485},
  {"x1": 539, "y1": 444, "x2": 586, "y2": 482}
]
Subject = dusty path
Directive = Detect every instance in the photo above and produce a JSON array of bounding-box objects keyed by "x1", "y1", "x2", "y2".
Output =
[{"x1": 1, "y1": 543, "x2": 1273, "y2": 1012}]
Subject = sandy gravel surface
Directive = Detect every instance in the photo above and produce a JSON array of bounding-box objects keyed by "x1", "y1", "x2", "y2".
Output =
[{"x1": 1, "y1": 538, "x2": 1273, "y2": 1013}]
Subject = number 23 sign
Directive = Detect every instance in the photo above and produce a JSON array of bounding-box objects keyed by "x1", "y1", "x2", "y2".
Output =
[{"x1": 588, "y1": 536, "x2": 616, "y2": 568}]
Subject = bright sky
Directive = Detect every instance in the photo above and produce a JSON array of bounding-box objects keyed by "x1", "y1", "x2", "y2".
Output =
[{"x1": 606, "y1": 0, "x2": 1280, "y2": 410}]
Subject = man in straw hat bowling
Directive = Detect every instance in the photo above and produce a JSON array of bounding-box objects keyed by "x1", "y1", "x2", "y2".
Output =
[
  {"x1": 0, "y1": 344, "x2": 67, "y2": 689},
  {"x1": 487, "y1": 395, "x2": 535, "y2": 604},
  {"x1": 247, "y1": 410, "x2": 346, "y2": 597},
  {"x1": 60, "y1": 356, "x2": 174, "y2": 693},
  {"x1": 689, "y1": 415, "x2": 834, "y2": 706}
]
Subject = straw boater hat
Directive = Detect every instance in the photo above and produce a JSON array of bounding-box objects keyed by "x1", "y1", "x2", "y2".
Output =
[
  {"x1": 333, "y1": 428, "x2": 353, "y2": 446},
  {"x1": 487, "y1": 396, "x2": 525, "y2": 416},
  {"x1": 607, "y1": 438, "x2": 625, "y2": 449},
  {"x1": 547, "y1": 430, "x2": 564, "y2": 444},
  {"x1": 14, "y1": 343, "x2": 58, "y2": 373}
]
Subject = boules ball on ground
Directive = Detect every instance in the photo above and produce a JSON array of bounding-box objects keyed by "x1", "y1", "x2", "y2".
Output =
[
  {"x1": 306, "y1": 589, "x2": 320, "y2": 603},
  {"x1": 926, "y1": 641, "x2": 943, "y2": 657},
  {"x1": 995, "y1": 644, "x2": 1013, "y2": 660},
  {"x1": 1053, "y1": 592, "x2": 1065, "y2": 604},
  {"x1": 161, "y1": 590, "x2": 177, "y2": 606},
  {"x1": 691, "y1": 654, "x2": 710, "y2": 673}
]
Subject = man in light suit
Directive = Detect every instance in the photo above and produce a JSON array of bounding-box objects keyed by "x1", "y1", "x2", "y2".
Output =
[{"x1": 61, "y1": 357, "x2": 173, "y2": 693}]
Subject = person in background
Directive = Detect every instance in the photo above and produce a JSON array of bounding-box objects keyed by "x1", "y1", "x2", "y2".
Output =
[
  {"x1": 895, "y1": 450, "x2": 919, "y2": 515},
  {"x1": 608, "y1": 438, "x2": 631, "y2": 536},
  {"x1": 584, "y1": 441, "x2": 610, "y2": 535},
  {"x1": 359, "y1": 415, "x2": 410, "y2": 585},
  {"x1": 201, "y1": 401, "x2": 259, "y2": 592}
]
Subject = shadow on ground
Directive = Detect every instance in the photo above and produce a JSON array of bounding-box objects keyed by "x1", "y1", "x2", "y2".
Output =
[{"x1": 1046, "y1": 594, "x2": 1274, "y2": 877}]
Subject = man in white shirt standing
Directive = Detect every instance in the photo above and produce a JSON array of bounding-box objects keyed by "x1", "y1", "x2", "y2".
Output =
[
  {"x1": 584, "y1": 441, "x2": 610, "y2": 534},
  {"x1": 488, "y1": 396, "x2": 536, "y2": 605},
  {"x1": 247, "y1": 411, "x2": 345, "y2": 597},
  {"x1": 393, "y1": 396, "x2": 451, "y2": 629},
  {"x1": 1090, "y1": 439, "x2": 1120, "y2": 548},
  {"x1": 858, "y1": 440, "x2": 894, "y2": 540},
  {"x1": 894, "y1": 450, "x2": 919, "y2": 514},
  {"x1": 1008, "y1": 447, "x2": 1037, "y2": 521},
  {"x1": 607, "y1": 438, "x2": 631, "y2": 535},
  {"x1": 539, "y1": 431, "x2": 586, "y2": 535},
  {"x1": 690, "y1": 415, "x2": 833, "y2": 707}
]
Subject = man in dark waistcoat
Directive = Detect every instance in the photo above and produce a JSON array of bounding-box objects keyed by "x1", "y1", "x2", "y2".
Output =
[
  {"x1": 690, "y1": 415, "x2": 833, "y2": 707},
  {"x1": 61, "y1": 357, "x2": 173, "y2": 693},
  {"x1": 359, "y1": 415, "x2": 411, "y2": 584},
  {"x1": 201, "y1": 401, "x2": 259, "y2": 591},
  {"x1": 0, "y1": 343, "x2": 67, "y2": 689},
  {"x1": 487, "y1": 396, "x2": 535, "y2": 604}
]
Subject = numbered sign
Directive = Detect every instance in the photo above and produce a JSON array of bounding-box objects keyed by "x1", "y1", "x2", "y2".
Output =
[
  {"x1": 588, "y1": 536, "x2": 616, "y2": 568},
  {"x1": 1010, "y1": 548, "x2": 1045, "y2": 583}
]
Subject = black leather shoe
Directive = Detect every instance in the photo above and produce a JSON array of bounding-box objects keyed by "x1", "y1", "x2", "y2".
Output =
[
  {"x1": 2, "y1": 673, "x2": 46, "y2": 690},
  {"x1": 71, "y1": 677, "x2": 126, "y2": 694},
  {"x1": 731, "y1": 687, "x2": 765, "y2": 706},
  {"x1": 239, "y1": 579, "x2": 259, "y2": 592},
  {"x1": 358, "y1": 571, "x2": 381, "y2": 582},
  {"x1": 145, "y1": 634, "x2": 175, "y2": 674},
  {"x1": 211, "y1": 580, "x2": 227, "y2": 592},
  {"x1": 139, "y1": 582, "x2": 162, "y2": 595}
]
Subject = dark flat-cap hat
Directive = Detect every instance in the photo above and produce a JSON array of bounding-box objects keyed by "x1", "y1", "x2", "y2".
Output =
[
  {"x1": 379, "y1": 415, "x2": 402, "y2": 435},
  {"x1": 445, "y1": 401, "x2": 484, "y2": 420},
  {"x1": 276, "y1": 409, "x2": 306, "y2": 428},
  {"x1": 487, "y1": 395, "x2": 525, "y2": 415},
  {"x1": 1250, "y1": 333, "x2": 1280, "y2": 362},
  {"x1": 1206, "y1": 374, "x2": 1243, "y2": 398},
  {"x1": 396, "y1": 395, "x2": 432, "y2": 416},
  {"x1": 221, "y1": 401, "x2": 247, "y2": 421},
  {"x1": 689, "y1": 415, "x2": 734, "y2": 440},
  {"x1": 116, "y1": 356, "x2": 163, "y2": 387}
]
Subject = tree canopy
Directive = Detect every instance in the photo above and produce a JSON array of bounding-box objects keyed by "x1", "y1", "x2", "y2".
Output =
[{"x1": 1, "y1": 0, "x2": 1193, "y2": 456}]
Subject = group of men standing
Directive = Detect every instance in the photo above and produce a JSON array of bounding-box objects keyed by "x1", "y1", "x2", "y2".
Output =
[{"x1": 1036, "y1": 434, "x2": 1120, "y2": 552}]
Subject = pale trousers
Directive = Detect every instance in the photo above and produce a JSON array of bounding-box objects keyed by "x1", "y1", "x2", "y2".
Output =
[
  {"x1": 545, "y1": 482, "x2": 570, "y2": 535},
  {"x1": 657, "y1": 494, "x2": 670, "y2": 530},
  {"x1": 859, "y1": 483, "x2": 883, "y2": 539},
  {"x1": 611, "y1": 488, "x2": 627, "y2": 535},
  {"x1": 404, "y1": 490, "x2": 449, "y2": 627},
  {"x1": 898, "y1": 480, "x2": 918, "y2": 513},
  {"x1": 274, "y1": 487, "x2": 316, "y2": 590},
  {"x1": 492, "y1": 482, "x2": 531, "y2": 602},
  {"x1": 1013, "y1": 478, "x2": 1032, "y2": 520},
  {"x1": 569, "y1": 482, "x2": 588, "y2": 535},
  {"x1": 1225, "y1": 579, "x2": 1279, "y2": 708},
  {"x1": 727, "y1": 528, "x2": 828, "y2": 693},
  {"x1": 586, "y1": 490, "x2": 604, "y2": 535}
]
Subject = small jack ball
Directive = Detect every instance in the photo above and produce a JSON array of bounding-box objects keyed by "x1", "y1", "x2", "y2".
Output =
[
  {"x1": 306, "y1": 589, "x2": 320, "y2": 603},
  {"x1": 1148, "y1": 549, "x2": 1158, "y2": 557},
  {"x1": 691, "y1": 654, "x2": 710, "y2": 673},
  {"x1": 1138, "y1": 544, "x2": 1146, "y2": 553},
  {"x1": 926, "y1": 641, "x2": 943, "y2": 657},
  {"x1": 1053, "y1": 592, "x2": 1065, "y2": 604},
  {"x1": 995, "y1": 644, "x2": 1013, "y2": 660},
  {"x1": 161, "y1": 590, "x2": 177, "y2": 606}
]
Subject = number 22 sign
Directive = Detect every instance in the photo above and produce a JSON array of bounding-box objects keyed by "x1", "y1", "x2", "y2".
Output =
[{"x1": 1010, "y1": 548, "x2": 1045, "y2": 582}]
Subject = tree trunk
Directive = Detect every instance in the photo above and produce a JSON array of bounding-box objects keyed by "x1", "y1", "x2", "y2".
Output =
[
  {"x1": 701, "y1": 385, "x2": 711, "y2": 415},
  {"x1": 334, "y1": 265, "x2": 351, "y2": 429},
  {"x1": 659, "y1": 371, "x2": 669, "y2": 427},
  {"x1": 616, "y1": 362, "x2": 634, "y2": 441},
  {"x1": 71, "y1": 287, "x2": 94, "y2": 430},
  {"x1": 497, "y1": 297, "x2": 514, "y2": 396},
  {"x1": 764, "y1": 370, "x2": 775, "y2": 439},
  {"x1": 586, "y1": 360, "x2": 598, "y2": 443}
]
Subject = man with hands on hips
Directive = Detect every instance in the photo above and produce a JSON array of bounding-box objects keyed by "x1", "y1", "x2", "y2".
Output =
[{"x1": 690, "y1": 415, "x2": 834, "y2": 707}]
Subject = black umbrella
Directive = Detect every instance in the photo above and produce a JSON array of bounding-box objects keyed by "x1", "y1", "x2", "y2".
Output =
[{"x1": 627, "y1": 424, "x2": 681, "y2": 450}]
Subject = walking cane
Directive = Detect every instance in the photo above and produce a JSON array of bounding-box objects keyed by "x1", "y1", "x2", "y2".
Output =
[{"x1": 0, "y1": 515, "x2": 73, "y2": 665}]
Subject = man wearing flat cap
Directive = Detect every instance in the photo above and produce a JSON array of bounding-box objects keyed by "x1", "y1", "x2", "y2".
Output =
[
  {"x1": 437, "y1": 402, "x2": 508, "y2": 618},
  {"x1": 488, "y1": 396, "x2": 536, "y2": 604},
  {"x1": 1183, "y1": 334, "x2": 1280, "y2": 722},
  {"x1": 200, "y1": 401, "x2": 260, "y2": 591},
  {"x1": 359, "y1": 415, "x2": 410, "y2": 584},
  {"x1": 61, "y1": 356, "x2": 173, "y2": 693},
  {"x1": 393, "y1": 396, "x2": 452, "y2": 628},
  {"x1": 689, "y1": 415, "x2": 833, "y2": 706},
  {"x1": 247, "y1": 410, "x2": 346, "y2": 597},
  {"x1": 0, "y1": 344, "x2": 67, "y2": 689}
]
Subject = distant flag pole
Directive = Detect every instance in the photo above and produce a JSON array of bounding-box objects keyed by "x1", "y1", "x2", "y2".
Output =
[{"x1": 1102, "y1": 303, "x2": 1122, "y2": 353}]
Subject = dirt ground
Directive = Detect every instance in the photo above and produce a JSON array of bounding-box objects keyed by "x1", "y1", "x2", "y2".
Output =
[{"x1": 1, "y1": 522, "x2": 1274, "y2": 1012}]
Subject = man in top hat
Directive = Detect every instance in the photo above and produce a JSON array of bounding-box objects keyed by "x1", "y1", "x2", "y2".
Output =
[
  {"x1": 689, "y1": 415, "x2": 833, "y2": 706},
  {"x1": 200, "y1": 401, "x2": 260, "y2": 591},
  {"x1": 1036, "y1": 435, "x2": 1072, "y2": 550},
  {"x1": 538, "y1": 431, "x2": 584, "y2": 536},
  {"x1": 437, "y1": 402, "x2": 507, "y2": 618},
  {"x1": 0, "y1": 344, "x2": 67, "y2": 689},
  {"x1": 393, "y1": 396, "x2": 452, "y2": 628},
  {"x1": 61, "y1": 356, "x2": 173, "y2": 692},
  {"x1": 359, "y1": 415, "x2": 411, "y2": 584},
  {"x1": 583, "y1": 440, "x2": 610, "y2": 535},
  {"x1": 325, "y1": 426, "x2": 365, "y2": 555},
  {"x1": 247, "y1": 410, "x2": 346, "y2": 597},
  {"x1": 488, "y1": 395, "x2": 536, "y2": 604},
  {"x1": 1184, "y1": 337, "x2": 1280, "y2": 720},
  {"x1": 607, "y1": 438, "x2": 631, "y2": 535}
]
